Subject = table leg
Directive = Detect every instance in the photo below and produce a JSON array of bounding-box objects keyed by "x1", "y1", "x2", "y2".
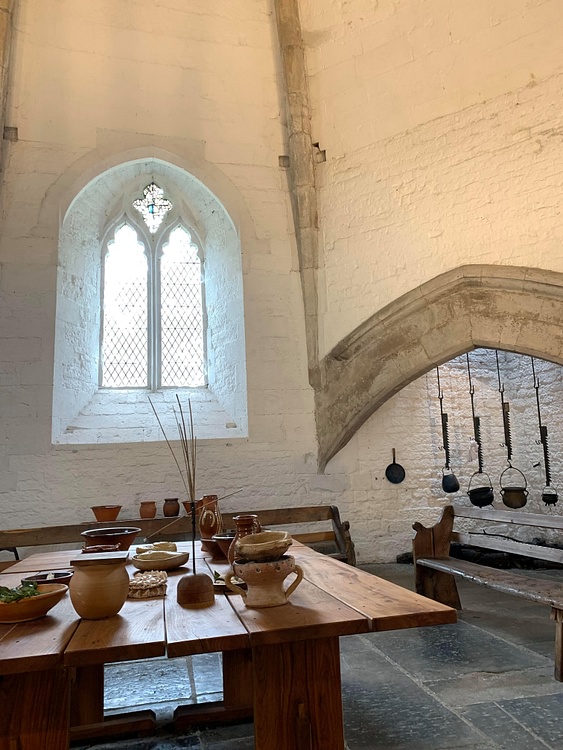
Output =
[
  {"x1": 0, "y1": 668, "x2": 70, "y2": 750},
  {"x1": 70, "y1": 665, "x2": 104, "y2": 726},
  {"x1": 223, "y1": 648, "x2": 253, "y2": 707},
  {"x1": 174, "y1": 649, "x2": 254, "y2": 729},
  {"x1": 252, "y1": 636, "x2": 345, "y2": 750}
]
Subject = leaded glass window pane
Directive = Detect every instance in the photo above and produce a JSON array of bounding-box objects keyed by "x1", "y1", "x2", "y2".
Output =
[
  {"x1": 160, "y1": 227, "x2": 205, "y2": 387},
  {"x1": 102, "y1": 225, "x2": 148, "y2": 387},
  {"x1": 133, "y1": 183, "x2": 172, "y2": 234}
]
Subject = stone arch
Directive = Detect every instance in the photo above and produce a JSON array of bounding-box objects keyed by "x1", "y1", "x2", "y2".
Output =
[{"x1": 317, "y1": 265, "x2": 563, "y2": 471}]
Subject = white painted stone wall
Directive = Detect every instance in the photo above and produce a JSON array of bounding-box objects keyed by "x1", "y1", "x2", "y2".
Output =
[
  {"x1": 299, "y1": 0, "x2": 563, "y2": 354},
  {"x1": 2, "y1": 0, "x2": 563, "y2": 565}
]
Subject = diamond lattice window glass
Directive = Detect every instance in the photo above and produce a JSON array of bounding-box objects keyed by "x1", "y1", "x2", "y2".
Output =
[
  {"x1": 160, "y1": 227, "x2": 205, "y2": 387},
  {"x1": 102, "y1": 225, "x2": 148, "y2": 387},
  {"x1": 133, "y1": 183, "x2": 172, "y2": 234}
]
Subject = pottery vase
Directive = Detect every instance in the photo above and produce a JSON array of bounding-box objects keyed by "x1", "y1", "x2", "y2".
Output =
[
  {"x1": 163, "y1": 498, "x2": 180, "y2": 517},
  {"x1": 228, "y1": 514, "x2": 261, "y2": 564},
  {"x1": 224, "y1": 555, "x2": 303, "y2": 608},
  {"x1": 69, "y1": 551, "x2": 130, "y2": 619},
  {"x1": 139, "y1": 500, "x2": 157, "y2": 519}
]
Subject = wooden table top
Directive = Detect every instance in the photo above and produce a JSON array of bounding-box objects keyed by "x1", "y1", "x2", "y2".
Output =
[{"x1": 0, "y1": 541, "x2": 456, "y2": 676}]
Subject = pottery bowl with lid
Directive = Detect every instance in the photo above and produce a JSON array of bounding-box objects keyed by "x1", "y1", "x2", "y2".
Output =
[
  {"x1": 81, "y1": 526, "x2": 141, "y2": 551},
  {"x1": 234, "y1": 530, "x2": 292, "y2": 562}
]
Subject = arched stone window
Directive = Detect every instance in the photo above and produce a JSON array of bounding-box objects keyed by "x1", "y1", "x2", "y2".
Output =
[{"x1": 52, "y1": 159, "x2": 248, "y2": 444}]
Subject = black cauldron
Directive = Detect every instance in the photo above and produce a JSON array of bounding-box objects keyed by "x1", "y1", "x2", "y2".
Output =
[{"x1": 467, "y1": 472, "x2": 494, "y2": 507}]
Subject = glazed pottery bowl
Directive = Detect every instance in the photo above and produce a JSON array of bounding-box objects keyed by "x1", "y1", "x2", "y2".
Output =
[
  {"x1": 234, "y1": 530, "x2": 292, "y2": 562},
  {"x1": 91, "y1": 505, "x2": 122, "y2": 522},
  {"x1": 81, "y1": 526, "x2": 141, "y2": 551},
  {"x1": 212, "y1": 531, "x2": 236, "y2": 559},
  {"x1": 201, "y1": 538, "x2": 226, "y2": 560},
  {"x1": 22, "y1": 570, "x2": 73, "y2": 587},
  {"x1": 0, "y1": 583, "x2": 68, "y2": 623}
]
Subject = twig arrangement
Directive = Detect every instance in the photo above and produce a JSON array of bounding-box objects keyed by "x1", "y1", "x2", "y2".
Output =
[{"x1": 149, "y1": 396, "x2": 197, "y2": 574}]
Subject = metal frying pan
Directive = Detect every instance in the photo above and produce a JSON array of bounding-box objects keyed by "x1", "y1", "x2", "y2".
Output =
[{"x1": 385, "y1": 449, "x2": 406, "y2": 484}]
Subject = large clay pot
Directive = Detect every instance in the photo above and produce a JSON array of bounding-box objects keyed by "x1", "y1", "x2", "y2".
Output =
[
  {"x1": 69, "y1": 551, "x2": 129, "y2": 619},
  {"x1": 224, "y1": 555, "x2": 303, "y2": 608}
]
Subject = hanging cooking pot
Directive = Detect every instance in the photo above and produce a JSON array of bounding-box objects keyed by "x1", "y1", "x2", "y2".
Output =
[
  {"x1": 467, "y1": 471, "x2": 494, "y2": 507},
  {"x1": 541, "y1": 486, "x2": 559, "y2": 506},
  {"x1": 442, "y1": 469, "x2": 460, "y2": 493},
  {"x1": 385, "y1": 449, "x2": 406, "y2": 484},
  {"x1": 499, "y1": 466, "x2": 528, "y2": 509}
]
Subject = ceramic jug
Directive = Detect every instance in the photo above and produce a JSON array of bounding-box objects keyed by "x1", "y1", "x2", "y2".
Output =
[
  {"x1": 228, "y1": 514, "x2": 261, "y2": 564},
  {"x1": 197, "y1": 494, "x2": 223, "y2": 546},
  {"x1": 69, "y1": 551, "x2": 130, "y2": 619},
  {"x1": 224, "y1": 555, "x2": 303, "y2": 608}
]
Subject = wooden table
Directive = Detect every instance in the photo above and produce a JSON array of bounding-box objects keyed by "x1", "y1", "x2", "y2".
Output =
[{"x1": 0, "y1": 543, "x2": 456, "y2": 750}]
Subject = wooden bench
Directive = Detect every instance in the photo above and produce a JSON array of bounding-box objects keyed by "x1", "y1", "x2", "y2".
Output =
[
  {"x1": 413, "y1": 504, "x2": 563, "y2": 680},
  {"x1": 0, "y1": 504, "x2": 356, "y2": 566},
  {"x1": 221, "y1": 505, "x2": 356, "y2": 566}
]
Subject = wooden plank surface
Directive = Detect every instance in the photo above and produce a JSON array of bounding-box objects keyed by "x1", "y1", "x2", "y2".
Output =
[
  {"x1": 165, "y1": 568, "x2": 250, "y2": 658},
  {"x1": 294, "y1": 551, "x2": 457, "y2": 631},
  {"x1": 227, "y1": 577, "x2": 370, "y2": 647},
  {"x1": 64, "y1": 595, "x2": 166, "y2": 667},
  {"x1": 417, "y1": 556, "x2": 563, "y2": 607},
  {"x1": 0, "y1": 587, "x2": 79, "y2": 675}
]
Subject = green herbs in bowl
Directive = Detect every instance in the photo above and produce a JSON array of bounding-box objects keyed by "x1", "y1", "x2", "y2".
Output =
[{"x1": 0, "y1": 580, "x2": 41, "y2": 603}]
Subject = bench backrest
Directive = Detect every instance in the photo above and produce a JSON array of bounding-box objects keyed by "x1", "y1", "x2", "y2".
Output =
[{"x1": 450, "y1": 505, "x2": 563, "y2": 567}]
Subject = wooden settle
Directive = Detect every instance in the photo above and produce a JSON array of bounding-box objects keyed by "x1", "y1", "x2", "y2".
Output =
[{"x1": 413, "y1": 504, "x2": 563, "y2": 680}]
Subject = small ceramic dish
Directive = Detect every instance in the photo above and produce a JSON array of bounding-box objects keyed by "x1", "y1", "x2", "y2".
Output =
[
  {"x1": 0, "y1": 583, "x2": 68, "y2": 623},
  {"x1": 22, "y1": 570, "x2": 73, "y2": 587},
  {"x1": 131, "y1": 551, "x2": 189, "y2": 572}
]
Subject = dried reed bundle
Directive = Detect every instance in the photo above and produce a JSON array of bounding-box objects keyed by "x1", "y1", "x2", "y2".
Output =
[{"x1": 149, "y1": 396, "x2": 197, "y2": 574}]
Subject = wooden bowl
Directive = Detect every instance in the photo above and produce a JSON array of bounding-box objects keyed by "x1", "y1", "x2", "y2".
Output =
[
  {"x1": 0, "y1": 583, "x2": 68, "y2": 623},
  {"x1": 81, "y1": 526, "x2": 141, "y2": 551},
  {"x1": 131, "y1": 551, "x2": 190, "y2": 572},
  {"x1": 91, "y1": 505, "x2": 122, "y2": 522},
  {"x1": 22, "y1": 570, "x2": 73, "y2": 587}
]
